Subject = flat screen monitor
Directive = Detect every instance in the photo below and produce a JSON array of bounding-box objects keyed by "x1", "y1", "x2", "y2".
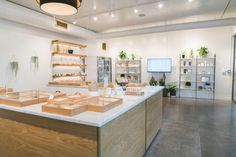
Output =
[{"x1": 147, "y1": 58, "x2": 172, "y2": 73}]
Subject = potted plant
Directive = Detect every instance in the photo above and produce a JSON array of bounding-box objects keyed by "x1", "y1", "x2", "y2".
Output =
[
  {"x1": 185, "y1": 81, "x2": 191, "y2": 87},
  {"x1": 149, "y1": 76, "x2": 157, "y2": 86},
  {"x1": 166, "y1": 82, "x2": 178, "y2": 97},
  {"x1": 181, "y1": 50, "x2": 186, "y2": 59},
  {"x1": 118, "y1": 51, "x2": 127, "y2": 60},
  {"x1": 131, "y1": 53, "x2": 137, "y2": 60},
  {"x1": 159, "y1": 78, "x2": 168, "y2": 97},
  {"x1": 189, "y1": 49, "x2": 194, "y2": 58},
  {"x1": 198, "y1": 47, "x2": 209, "y2": 58}
]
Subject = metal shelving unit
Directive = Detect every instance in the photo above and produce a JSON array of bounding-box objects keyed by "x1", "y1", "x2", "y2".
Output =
[
  {"x1": 178, "y1": 55, "x2": 216, "y2": 99},
  {"x1": 115, "y1": 59, "x2": 142, "y2": 83},
  {"x1": 97, "y1": 57, "x2": 112, "y2": 83}
]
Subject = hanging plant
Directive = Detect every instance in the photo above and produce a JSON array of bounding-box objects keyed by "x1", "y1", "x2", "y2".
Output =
[
  {"x1": 180, "y1": 50, "x2": 186, "y2": 59},
  {"x1": 31, "y1": 56, "x2": 39, "y2": 71},
  {"x1": 198, "y1": 47, "x2": 209, "y2": 58},
  {"x1": 10, "y1": 61, "x2": 19, "y2": 77},
  {"x1": 118, "y1": 51, "x2": 127, "y2": 60}
]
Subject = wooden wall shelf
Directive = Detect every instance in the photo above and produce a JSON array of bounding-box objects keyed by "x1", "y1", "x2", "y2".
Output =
[
  {"x1": 52, "y1": 64, "x2": 87, "y2": 67},
  {"x1": 52, "y1": 52, "x2": 87, "y2": 58},
  {"x1": 52, "y1": 40, "x2": 87, "y2": 49},
  {"x1": 53, "y1": 74, "x2": 87, "y2": 79},
  {"x1": 48, "y1": 81, "x2": 91, "y2": 86}
]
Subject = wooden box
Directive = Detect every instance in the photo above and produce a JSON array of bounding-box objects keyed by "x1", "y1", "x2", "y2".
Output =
[
  {"x1": 0, "y1": 90, "x2": 65, "y2": 107},
  {"x1": 42, "y1": 94, "x2": 123, "y2": 116}
]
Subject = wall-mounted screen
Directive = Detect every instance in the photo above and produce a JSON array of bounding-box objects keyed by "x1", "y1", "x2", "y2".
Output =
[{"x1": 147, "y1": 58, "x2": 172, "y2": 73}]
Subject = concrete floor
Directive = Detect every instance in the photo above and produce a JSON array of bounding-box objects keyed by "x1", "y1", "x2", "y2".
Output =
[{"x1": 145, "y1": 98, "x2": 236, "y2": 157}]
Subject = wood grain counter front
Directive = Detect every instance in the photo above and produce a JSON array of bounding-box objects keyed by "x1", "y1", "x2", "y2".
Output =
[{"x1": 0, "y1": 90, "x2": 163, "y2": 157}]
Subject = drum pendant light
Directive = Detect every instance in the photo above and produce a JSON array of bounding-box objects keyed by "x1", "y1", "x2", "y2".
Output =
[{"x1": 36, "y1": 0, "x2": 82, "y2": 16}]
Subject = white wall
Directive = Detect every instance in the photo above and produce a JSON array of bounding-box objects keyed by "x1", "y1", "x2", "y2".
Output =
[
  {"x1": 0, "y1": 19, "x2": 96, "y2": 91},
  {"x1": 96, "y1": 26, "x2": 235, "y2": 100}
]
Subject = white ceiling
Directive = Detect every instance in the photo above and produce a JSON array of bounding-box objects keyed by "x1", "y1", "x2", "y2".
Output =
[{"x1": 6, "y1": 0, "x2": 236, "y2": 33}]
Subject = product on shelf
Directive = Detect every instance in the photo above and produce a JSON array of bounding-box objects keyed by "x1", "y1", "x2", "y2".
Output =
[{"x1": 125, "y1": 87, "x2": 144, "y2": 96}]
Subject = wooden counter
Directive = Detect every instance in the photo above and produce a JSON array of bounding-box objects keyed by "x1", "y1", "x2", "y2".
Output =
[{"x1": 0, "y1": 89, "x2": 163, "y2": 157}]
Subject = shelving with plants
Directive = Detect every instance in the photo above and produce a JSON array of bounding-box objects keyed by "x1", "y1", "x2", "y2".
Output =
[
  {"x1": 49, "y1": 40, "x2": 87, "y2": 85},
  {"x1": 115, "y1": 51, "x2": 142, "y2": 83},
  {"x1": 178, "y1": 47, "x2": 216, "y2": 99}
]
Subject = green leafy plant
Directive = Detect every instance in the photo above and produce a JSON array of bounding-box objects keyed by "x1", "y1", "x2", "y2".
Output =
[
  {"x1": 198, "y1": 47, "x2": 209, "y2": 58},
  {"x1": 131, "y1": 53, "x2": 137, "y2": 60},
  {"x1": 118, "y1": 51, "x2": 127, "y2": 60},
  {"x1": 185, "y1": 81, "x2": 191, "y2": 87},
  {"x1": 149, "y1": 76, "x2": 158, "y2": 86},
  {"x1": 189, "y1": 49, "x2": 194, "y2": 58},
  {"x1": 31, "y1": 56, "x2": 39, "y2": 71},
  {"x1": 159, "y1": 78, "x2": 165, "y2": 86},
  {"x1": 10, "y1": 61, "x2": 19, "y2": 77},
  {"x1": 166, "y1": 82, "x2": 178, "y2": 96}
]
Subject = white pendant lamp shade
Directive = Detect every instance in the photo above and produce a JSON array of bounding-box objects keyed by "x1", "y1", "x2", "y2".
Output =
[{"x1": 36, "y1": 0, "x2": 82, "y2": 16}]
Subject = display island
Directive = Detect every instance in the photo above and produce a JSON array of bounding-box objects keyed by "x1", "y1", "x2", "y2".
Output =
[{"x1": 0, "y1": 86, "x2": 163, "y2": 157}]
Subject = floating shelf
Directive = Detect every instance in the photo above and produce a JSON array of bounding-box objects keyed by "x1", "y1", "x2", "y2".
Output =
[
  {"x1": 52, "y1": 64, "x2": 87, "y2": 67},
  {"x1": 52, "y1": 52, "x2": 87, "y2": 58},
  {"x1": 52, "y1": 40, "x2": 87, "y2": 49},
  {"x1": 48, "y1": 81, "x2": 92, "y2": 86},
  {"x1": 53, "y1": 74, "x2": 87, "y2": 79}
]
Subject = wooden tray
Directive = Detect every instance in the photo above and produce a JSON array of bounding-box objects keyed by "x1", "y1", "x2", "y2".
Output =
[
  {"x1": 0, "y1": 87, "x2": 13, "y2": 94},
  {"x1": 0, "y1": 90, "x2": 65, "y2": 107},
  {"x1": 42, "y1": 94, "x2": 123, "y2": 116}
]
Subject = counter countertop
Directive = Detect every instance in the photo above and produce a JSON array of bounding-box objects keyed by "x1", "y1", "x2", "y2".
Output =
[{"x1": 0, "y1": 86, "x2": 163, "y2": 127}]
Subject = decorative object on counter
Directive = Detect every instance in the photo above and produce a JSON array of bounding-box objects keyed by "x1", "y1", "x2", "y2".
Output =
[
  {"x1": 181, "y1": 50, "x2": 186, "y2": 59},
  {"x1": 42, "y1": 94, "x2": 123, "y2": 116},
  {"x1": 118, "y1": 51, "x2": 127, "y2": 60},
  {"x1": 30, "y1": 56, "x2": 39, "y2": 71},
  {"x1": 149, "y1": 76, "x2": 158, "y2": 86},
  {"x1": 166, "y1": 82, "x2": 178, "y2": 97},
  {"x1": 125, "y1": 87, "x2": 144, "y2": 96},
  {"x1": 36, "y1": 0, "x2": 82, "y2": 16},
  {"x1": 0, "y1": 90, "x2": 65, "y2": 107},
  {"x1": 10, "y1": 61, "x2": 19, "y2": 77},
  {"x1": 198, "y1": 46, "x2": 209, "y2": 58}
]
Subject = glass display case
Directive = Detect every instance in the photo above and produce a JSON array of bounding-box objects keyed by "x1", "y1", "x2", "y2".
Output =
[{"x1": 97, "y1": 57, "x2": 112, "y2": 83}]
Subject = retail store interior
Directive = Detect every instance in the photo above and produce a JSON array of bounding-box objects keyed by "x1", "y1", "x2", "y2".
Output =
[{"x1": 0, "y1": 0, "x2": 236, "y2": 157}]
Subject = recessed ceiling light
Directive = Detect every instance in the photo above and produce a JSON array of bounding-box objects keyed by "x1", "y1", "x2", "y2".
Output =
[
  {"x1": 134, "y1": 8, "x2": 139, "y2": 14},
  {"x1": 73, "y1": 21, "x2": 77, "y2": 24},
  {"x1": 93, "y1": 16, "x2": 98, "y2": 21},
  {"x1": 188, "y1": 0, "x2": 193, "y2": 2},
  {"x1": 110, "y1": 12, "x2": 115, "y2": 17},
  {"x1": 93, "y1": 5, "x2": 97, "y2": 10},
  {"x1": 158, "y1": 3, "x2": 163, "y2": 8}
]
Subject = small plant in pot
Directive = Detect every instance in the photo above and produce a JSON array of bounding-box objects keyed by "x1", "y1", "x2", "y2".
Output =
[
  {"x1": 166, "y1": 82, "x2": 178, "y2": 97},
  {"x1": 185, "y1": 81, "x2": 192, "y2": 87},
  {"x1": 198, "y1": 47, "x2": 209, "y2": 58},
  {"x1": 118, "y1": 51, "x2": 127, "y2": 60},
  {"x1": 159, "y1": 78, "x2": 168, "y2": 97},
  {"x1": 149, "y1": 76, "x2": 158, "y2": 86},
  {"x1": 181, "y1": 50, "x2": 186, "y2": 59},
  {"x1": 189, "y1": 49, "x2": 194, "y2": 58}
]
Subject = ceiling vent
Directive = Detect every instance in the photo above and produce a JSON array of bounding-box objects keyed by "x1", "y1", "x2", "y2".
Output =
[{"x1": 55, "y1": 19, "x2": 68, "y2": 30}]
